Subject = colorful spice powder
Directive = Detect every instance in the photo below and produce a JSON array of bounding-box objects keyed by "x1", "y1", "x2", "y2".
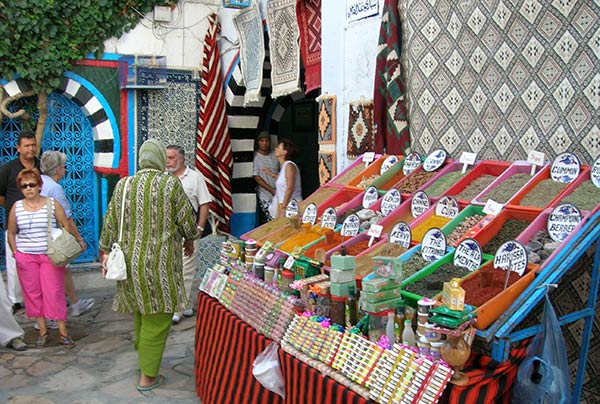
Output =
[
  {"x1": 403, "y1": 263, "x2": 471, "y2": 298},
  {"x1": 519, "y1": 179, "x2": 567, "y2": 208},
  {"x1": 396, "y1": 171, "x2": 437, "y2": 194},
  {"x1": 304, "y1": 231, "x2": 345, "y2": 259},
  {"x1": 411, "y1": 215, "x2": 451, "y2": 243},
  {"x1": 424, "y1": 170, "x2": 467, "y2": 197},
  {"x1": 560, "y1": 180, "x2": 600, "y2": 211},
  {"x1": 453, "y1": 174, "x2": 497, "y2": 201},
  {"x1": 278, "y1": 225, "x2": 326, "y2": 253},
  {"x1": 480, "y1": 173, "x2": 530, "y2": 203},
  {"x1": 462, "y1": 268, "x2": 522, "y2": 307},
  {"x1": 400, "y1": 253, "x2": 432, "y2": 280},
  {"x1": 446, "y1": 214, "x2": 485, "y2": 246},
  {"x1": 332, "y1": 164, "x2": 367, "y2": 185},
  {"x1": 382, "y1": 211, "x2": 415, "y2": 234},
  {"x1": 356, "y1": 174, "x2": 381, "y2": 188}
]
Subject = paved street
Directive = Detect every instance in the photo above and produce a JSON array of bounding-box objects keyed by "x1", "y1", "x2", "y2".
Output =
[{"x1": 0, "y1": 270, "x2": 201, "y2": 404}]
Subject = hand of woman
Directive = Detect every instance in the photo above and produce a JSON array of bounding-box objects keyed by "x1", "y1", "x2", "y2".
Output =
[{"x1": 100, "y1": 253, "x2": 108, "y2": 279}]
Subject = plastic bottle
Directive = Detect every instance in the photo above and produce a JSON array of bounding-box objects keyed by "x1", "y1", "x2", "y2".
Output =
[
  {"x1": 347, "y1": 288, "x2": 358, "y2": 326},
  {"x1": 386, "y1": 311, "x2": 396, "y2": 344},
  {"x1": 402, "y1": 319, "x2": 416, "y2": 347}
]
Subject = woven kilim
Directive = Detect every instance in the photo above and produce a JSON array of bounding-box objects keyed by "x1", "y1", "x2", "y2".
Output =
[
  {"x1": 402, "y1": 0, "x2": 600, "y2": 164},
  {"x1": 318, "y1": 94, "x2": 336, "y2": 144},
  {"x1": 347, "y1": 101, "x2": 375, "y2": 160},
  {"x1": 267, "y1": 0, "x2": 301, "y2": 98},
  {"x1": 318, "y1": 151, "x2": 335, "y2": 186},
  {"x1": 373, "y1": 0, "x2": 410, "y2": 155},
  {"x1": 296, "y1": 0, "x2": 322, "y2": 93},
  {"x1": 233, "y1": 3, "x2": 264, "y2": 106},
  {"x1": 196, "y1": 13, "x2": 233, "y2": 233}
]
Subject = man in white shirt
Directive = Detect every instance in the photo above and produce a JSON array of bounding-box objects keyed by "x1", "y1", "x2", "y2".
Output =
[{"x1": 166, "y1": 145, "x2": 212, "y2": 324}]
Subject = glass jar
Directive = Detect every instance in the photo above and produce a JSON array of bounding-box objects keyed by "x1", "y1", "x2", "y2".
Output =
[
  {"x1": 330, "y1": 295, "x2": 346, "y2": 326},
  {"x1": 281, "y1": 270, "x2": 294, "y2": 292},
  {"x1": 368, "y1": 311, "x2": 390, "y2": 343},
  {"x1": 315, "y1": 292, "x2": 331, "y2": 318}
]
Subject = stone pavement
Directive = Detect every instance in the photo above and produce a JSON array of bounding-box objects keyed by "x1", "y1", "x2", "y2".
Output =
[{"x1": 0, "y1": 269, "x2": 201, "y2": 404}]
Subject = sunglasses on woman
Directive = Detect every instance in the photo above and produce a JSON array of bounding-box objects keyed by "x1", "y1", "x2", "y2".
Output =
[{"x1": 20, "y1": 182, "x2": 38, "y2": 189}]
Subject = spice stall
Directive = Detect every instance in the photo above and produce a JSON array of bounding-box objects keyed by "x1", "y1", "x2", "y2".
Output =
[{"x1": 194, "y1": 151, "x2": 600, "y2": 404}]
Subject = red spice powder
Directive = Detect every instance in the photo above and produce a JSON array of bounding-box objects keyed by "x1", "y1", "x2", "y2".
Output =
[{"x1": 462, "y1": 268, "x2": 522, "y2": 307}]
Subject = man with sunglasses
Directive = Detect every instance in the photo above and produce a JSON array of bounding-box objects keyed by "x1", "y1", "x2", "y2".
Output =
[{"x1": 0, "y1": 131, "x2": 40, "y2": 313}]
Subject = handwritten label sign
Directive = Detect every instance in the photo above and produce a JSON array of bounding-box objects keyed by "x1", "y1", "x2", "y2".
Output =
[
  {"x1": 483, "y1": 199, "x2": 503, "y2": 216},
  {"x1": 421, "y1": 228, "x2": 447, "y2": 261},
  {"x1": 403, "y1": 152, "x2": 422, "y2": 175},
  {"x1": 363, "y1": 152, "x2": 376, "y2": 167},
  {"x1": 423, "y1": 149, "x2": 447, "y2": 172},
  {"x1": 381, "y1": 189, "x2": 402, "y2": 215},
  {"x1": 411, "y1": 191, "x2": 430, "y2": 218},
  {"x1": 547, "y1": 204, "x2": 582, "y2": 242},
  {"x1": 362, "y1": 186, "x2": 379, "y2": 209},
  {"x1": 493, "y1": 240, "x2": 528, "y2": 276},
  {"x1": 341, "y1": 214, "x2": 361, "y2": 237},
  {"x1": 592, "y1": 156, "x2": 600, "y2": 188},
  {"x1": 302, "y1": 203, "x2": 318, "y2": 224},
  {"x1": 453, "y1": 238, "x2": 483, "y2": 271},
  {"x1": 367, "y1": 224, "x2": 383, "y2": 238},
  {"x1": 389, "y1": 222, "x2": 411, "y2": 248},
  {"x1": 380, "y1": 155, "x2": 399, "y2": 174},
  {"x1": 460, "y1": 152, "x2": 477, "y2": 174},
  {"x1": 346, "y1": 0, "x2": 379, "y2": 23},
  {"x1": 527, "y1": 150, "x2": 545, "y2": 168},
  {"x1": 321, "y1": 207, "x2": 338, "y2": 229},
  {"x1": 550, "y1": 152, "x2": 580, "y2": 183},
  {"x1": 435, "y1": 196, "x2": 460, "y2": 219},
  {"x1": 285, "y1": 199, "x2": 299, "y2": 218}
]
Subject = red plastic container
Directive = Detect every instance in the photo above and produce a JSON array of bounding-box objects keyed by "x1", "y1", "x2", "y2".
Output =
[
  {"x1": 346, "y1": 154, "x2": 404, "y2": 190},
  {"x1": 547, "y1": 167, "x2": 600, "y2": 215},
  {"x1": 316, "y1": 187, "x2": 363, "y2": 218},
  {"x1": 329, "y1": 154, "x2": 381, "y2": 187},
  {"x1": 440, "y1": 160, "x2": 511, "y2": 205}
]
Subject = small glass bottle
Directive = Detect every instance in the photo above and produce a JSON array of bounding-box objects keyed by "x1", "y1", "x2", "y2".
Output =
[{"x1": 315, "y1": 292, "x2": 331, "y2": 318}]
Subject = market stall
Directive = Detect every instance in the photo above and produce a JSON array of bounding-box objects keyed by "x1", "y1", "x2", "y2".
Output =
[{"x1": 194, "y1": 152, "x2": 600, "y2": 403}]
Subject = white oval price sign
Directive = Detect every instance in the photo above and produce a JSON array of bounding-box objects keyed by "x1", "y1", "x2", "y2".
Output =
[
  {"x1": 547, "y1": 204, "x2": 582, "y2": 242},
  {"x1": 403, "y1": 152, "x2": 422, "y2": 175},
  {"x1": 341, "y1": 214, "x2": 361, "y2": 237},
  {"x1": 362, "y1": 186, "x2": 379, "y2": 209},
  {"x1": 321, "y1": 207, "x2": 338, "y2": 229},
  {"x1": 550, "y1": 152, "x2": 580, "y2": 183},
  {"x1": 592, "y1": 156, "x2": 600, "y2": 188},
  {"x1": 411, "y1": 191, "x2": 430, "y2": 218},
  {"x1": 423, "y1": 149, "x2": 447, "y2": 172},
  {"x1": 453, "y1": 238, "x2": 483, "y2": 271},
  {"x1": 380, "y1": 155, "x2": 399, "y2": 174},
  {"x1": 389, "y1": 222, "x2": 411, "y2": 248},
  {"x1": 285, "y1": 199, "x2": 299, "y2": 218},
  {"x1": 421, "y1": 228, "x2": 447, "y2": 262},
  {"x1": 493, "y1": 240, "x2": 527, "y2": 276},
  {"x1": 381, "y1": 189, "x2": 402, "y2": 216},
  {"x1": 435, "y1": 196, "x2": 460, "y2": 219},
  {"x1": 302, "y1": 203, "x2": 318, "y2": 224}
]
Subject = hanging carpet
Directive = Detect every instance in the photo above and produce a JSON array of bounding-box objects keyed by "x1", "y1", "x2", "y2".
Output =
[
  {"x1": 296, "y1": 0, "x2": 322, "y2": 93},
  {"x1": 373, "y1": 0, "x2": 410, "y2": 155},
  {"x1": 196, "y1": 13, "x2": 234, "y2": 233},
  {"x1": 347, "y1": 100, "x2": 375, "y2": 160},
  {"x1": 233, "y1": 3, "x2": 265, "y2": 106},
  {"x1": 317, "y1": 94, "x2": 336, "y2": 144},
  {"x1": 267, "y1": 0, "x2": 301, "y2": 98}
]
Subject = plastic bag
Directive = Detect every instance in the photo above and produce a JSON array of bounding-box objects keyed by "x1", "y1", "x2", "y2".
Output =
[
  {"x1": 511, "y1": 292, "x2": 571, "y2": 404},
  {"x1": 252, "y1": 342, "x2": 285, "y2": 398}
]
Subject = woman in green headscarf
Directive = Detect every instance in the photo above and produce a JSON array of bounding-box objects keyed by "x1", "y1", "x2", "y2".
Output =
[{"x1": 99, "y1": 139, "x2": 200, "y2": 391}]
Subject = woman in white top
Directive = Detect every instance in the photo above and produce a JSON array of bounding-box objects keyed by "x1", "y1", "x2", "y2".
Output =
[{"x1": 270, "y1": 138, "x2": 302, "y2": 218}]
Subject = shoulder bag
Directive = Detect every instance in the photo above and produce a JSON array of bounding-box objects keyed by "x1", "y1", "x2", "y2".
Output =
[
  {"x1": 46, "y1": 198, "x2": 82, "y2": 267},
  {"x1": 106, "y1": 177, "x2": 131, "y2": 281}
]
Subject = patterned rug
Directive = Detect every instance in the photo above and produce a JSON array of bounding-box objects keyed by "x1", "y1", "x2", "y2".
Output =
[
  {"x1": 267, "y1": 0, "x2": 301, "y2": 98},
  {"x1": 347, "y1": 100, "x2": 375, "y2": 160},
  {"x1": 317, "y1": 94, "x2": 336, "y2": 144},
  {"x1": 233, "y1": 3, "x2": 264, "y2": 106},
  {"x1": 296, "y1": 0, "x2": 322, "y2": 93},
  {"x1": 402, "y1": 0, "x2": 600, "y2": 164},
  {"x1": 136, "y1": 68, "x2": 199, "y2": 168},
  {"x1": 318, "y1": 151, "x2": 335, "y2": 186},
  {"x1": 373, "y1": 0, "x2": 410, "y2": 155}
]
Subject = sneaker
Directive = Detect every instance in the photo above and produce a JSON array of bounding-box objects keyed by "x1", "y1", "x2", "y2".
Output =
[
  {"x1": 36, "y1": 333, "x2": 48, "y2": 348},
  {"x1": 59, "y1": 334, "x2": 75, "y2": 349},
  {"x1": 172, "y1": 313, "x2": 182, "y2": 324},
  {"x1": 70, "y1": 298, "x2": 95, "y2": 317},
  {"x1": 9, "y1": 337, "x2": 27, "y2": 351},
  {"x1": 182, "y1": 308, "x2": 194, "y2": 317}
]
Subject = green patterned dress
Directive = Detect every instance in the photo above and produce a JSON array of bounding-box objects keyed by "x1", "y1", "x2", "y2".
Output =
[{"x1": 99, "y1": 169, "x2": 200, "y2": 315}]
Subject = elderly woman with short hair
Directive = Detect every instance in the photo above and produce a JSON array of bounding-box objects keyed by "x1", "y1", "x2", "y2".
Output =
[{"x1": 40, "y1": 150, "x2": 94, "y2": 318}]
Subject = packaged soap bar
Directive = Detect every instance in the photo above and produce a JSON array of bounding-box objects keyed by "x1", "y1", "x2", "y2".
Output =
[
  {"x1": 363, "y1": 287, "x2": 402, "y2": 303},
  {"x1": 442, "y1": 278, "x2": 465, "y2": 311},
  {"x1": 372, "y1": 256, "x2": 403, "y2": 280},
  {"x1": 362, "y1": 277, "x2": 402, "y2": 293},
  {"x1": 362, "y1": 296, "x2": 403, "y2": 313}
]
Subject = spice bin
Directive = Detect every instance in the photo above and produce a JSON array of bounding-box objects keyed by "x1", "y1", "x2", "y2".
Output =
[
  {"x1": 346, "y1": 154, "x2": 404, "y2": 190},
  {"x1": 329, "y1": 153, "x2": 381, "y2": 187},
  {"x1": 440, "y1": 160, "x2": 511, "y2": 204}
]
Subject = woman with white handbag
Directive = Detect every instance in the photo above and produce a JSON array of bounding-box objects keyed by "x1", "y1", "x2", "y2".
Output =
[{"x1": 99, "y1": 139, "x2": 200, "y2": 392}]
